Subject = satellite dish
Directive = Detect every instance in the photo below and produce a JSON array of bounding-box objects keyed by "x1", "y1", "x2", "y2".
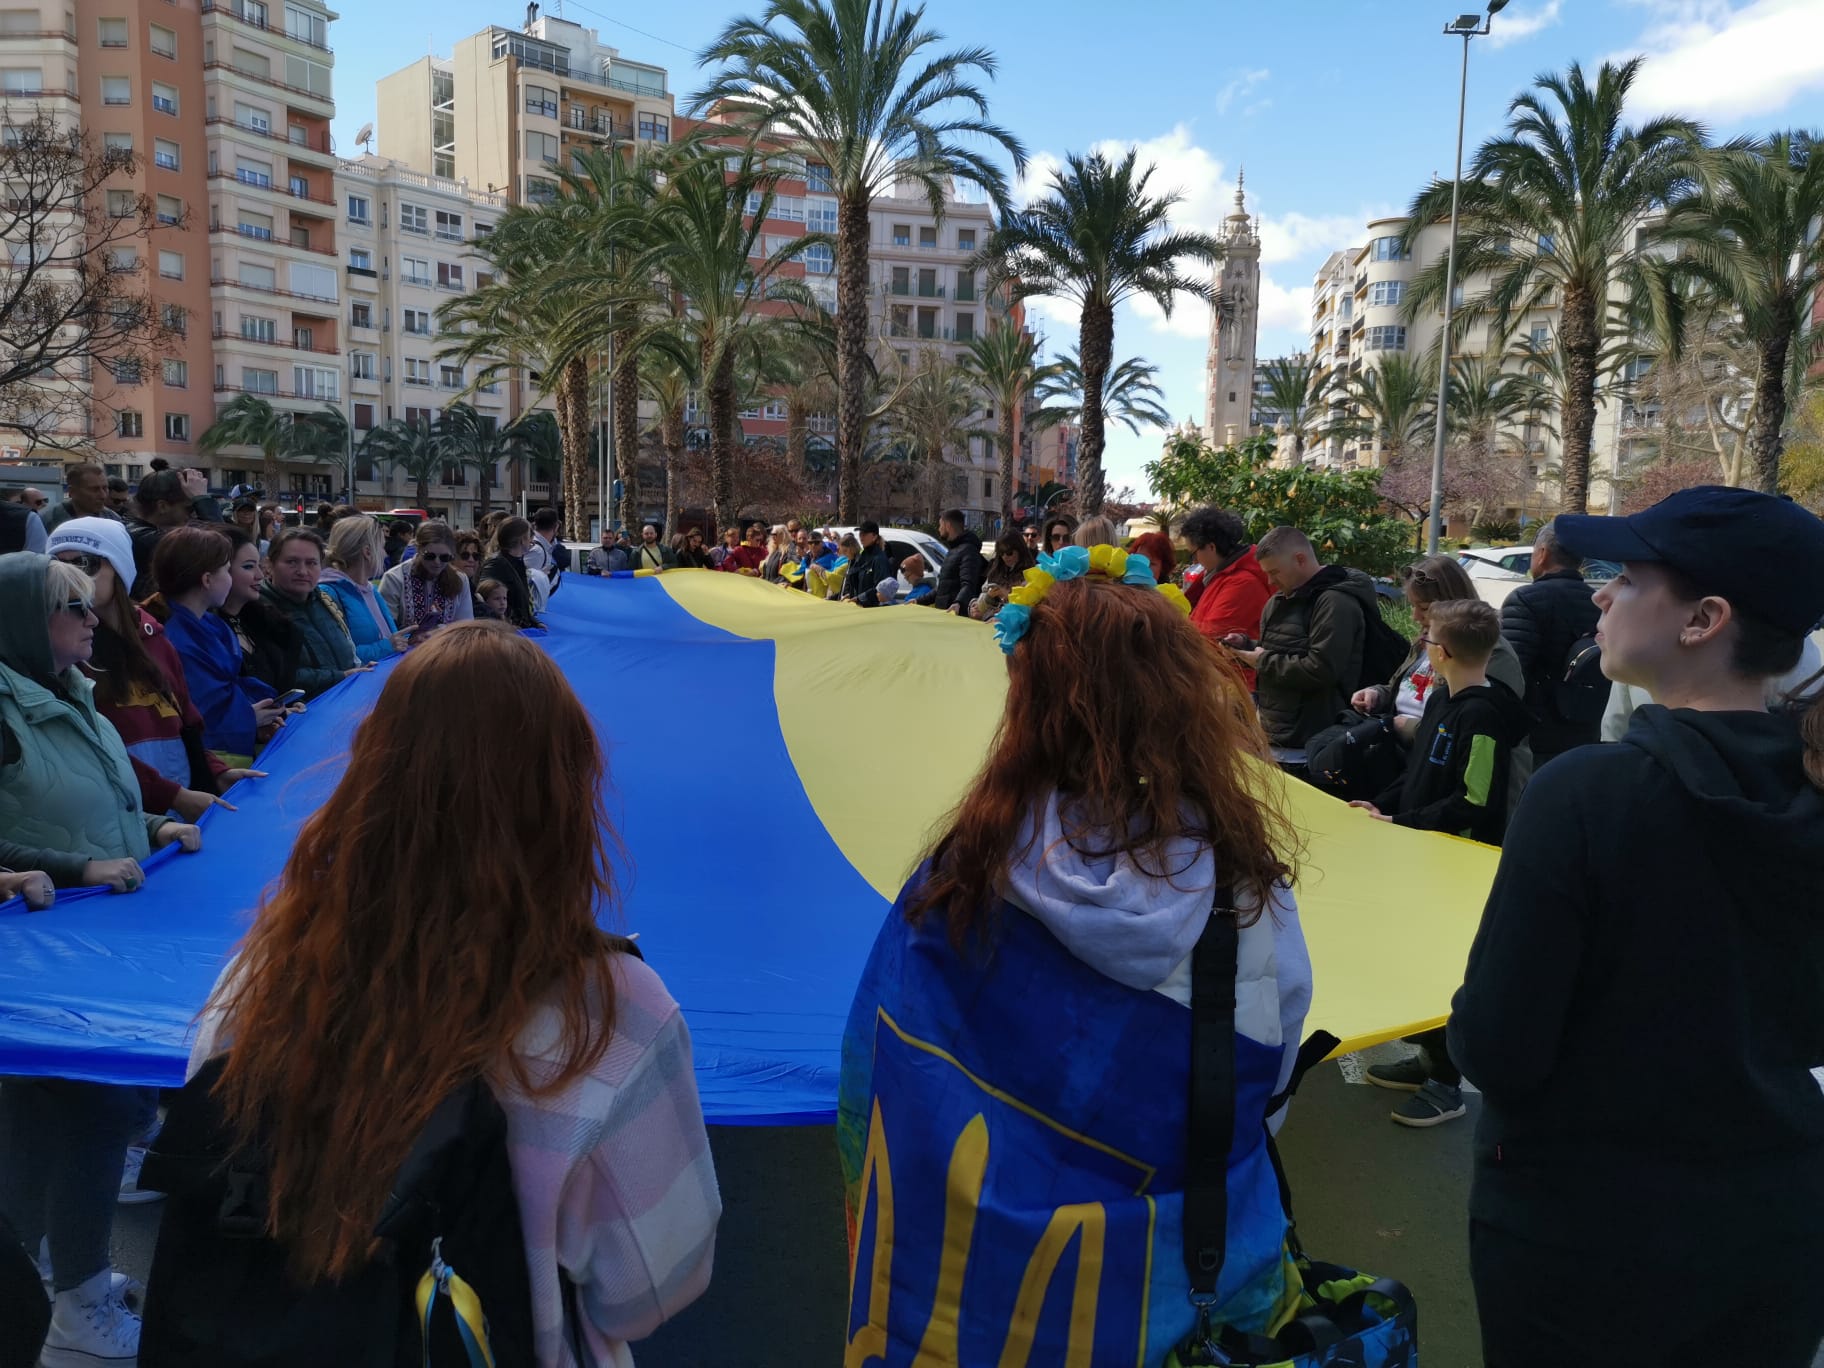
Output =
[{"x1": 354, "y1": 122, "x2": 374, "y2": 152}]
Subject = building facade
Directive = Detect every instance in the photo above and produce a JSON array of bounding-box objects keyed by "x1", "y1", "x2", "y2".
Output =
[{"x1": 1202, "y1": 176, "x2": 1261, "y2": 446}]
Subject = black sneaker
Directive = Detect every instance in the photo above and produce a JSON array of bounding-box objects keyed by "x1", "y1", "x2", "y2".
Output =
[
  {"x1": 1391, "y1": 1079, "x2": 1467, "y2": 1128},
  {"x1": 1365, "y1": 1055, "x2": 1428, "y2": 1092}
]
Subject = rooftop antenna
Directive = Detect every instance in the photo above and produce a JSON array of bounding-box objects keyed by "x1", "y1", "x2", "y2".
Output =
[{"x1": 354, "y1": 122, "x2": 374, "y2": 155}]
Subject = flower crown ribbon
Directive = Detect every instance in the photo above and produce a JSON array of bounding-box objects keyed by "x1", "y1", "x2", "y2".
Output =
[{"x1": 992, "y1": 544, "x2": 1192, "y2": 654}]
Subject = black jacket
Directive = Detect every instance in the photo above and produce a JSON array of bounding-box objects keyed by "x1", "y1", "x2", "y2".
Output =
[
  {"x1": 1255, "y1": 565, "x2": 1377, "y2": 749},
  {"x1": 0, "y1": 502, "x2": 29, "y2": 555},
  {"x1": 842, "y1": 539, "x2": 894, "y2": 606},
  {"x1": 126, "y1": 516, "x2": 165, "y2": 598},
  {"x1": 227, "y1": 600, "x2": 302, "y2": 697},
  {"x1": 481, "y1": 552, "x2": 540, "y2": 628},
  {"x1": 1374, "y1": 682, "x2": 1532, "y2": 846},
  {"x1": 1449, "y1": 707, "x2": 1824, "y2": 1260},
  {"x1": 1499, "y1": 569, "x2": 1599, "y2": 760},
  {"x1": 931, "y1": 529, "x2": 984, "y2": 612}
]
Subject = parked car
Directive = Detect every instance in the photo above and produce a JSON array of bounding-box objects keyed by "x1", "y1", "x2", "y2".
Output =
[
  {"x1": 1459, "y1": 545, "x2": 1619, "y2": 608},
  {"x1": 822, "y1": 525, "x2": 967, "y2": 580}
]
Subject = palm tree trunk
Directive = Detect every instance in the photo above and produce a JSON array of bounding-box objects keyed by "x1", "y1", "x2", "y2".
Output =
[
  {"x1": 612, "y1": 331, "x2": 641, "y2": 532},
  {"x1": 1076, "y1": 298, "x2": 1114, "y2": 514},
  {"x1": 835, "y1": 194, "x2": 871, "y2": 522},
  {"x1": 1749, "y1": 326, "x2": 1793, "y2": 494},
  {"x1": 925, "y1": 445, "x2": 944, "y2": 528},
  {"x1": 660, "y1": 400, "x2": 684, "y2": 538},
  {"x1": 1557, "y1": 285, "x2": 1599, "y2": 514},
  {"x1": 999, "y1": 400, "x2": 1016, "y2": 529},
  {"x1": 556, "y1": 356, "x2": 592, "y2": 539},
  {"x1": 476, "y1": 460, "x2": 493, "y2": 519},
  {"x1": 263, "y1": 444, "x2": 280, "y2": 502},
  {"x1": 786, "y1": 400, "x2": 808, "y2": 476},
  {"x1": 707, "y1": 348, "x2": 738, "y2": 532},
  {"x1": 417, "y1": 471, "x2": 430, "y2": 507}
]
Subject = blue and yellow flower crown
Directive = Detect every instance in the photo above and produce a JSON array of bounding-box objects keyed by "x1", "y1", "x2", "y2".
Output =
[{"x1": 993, "y1": 544, "x2": 1192, "y2": 654}]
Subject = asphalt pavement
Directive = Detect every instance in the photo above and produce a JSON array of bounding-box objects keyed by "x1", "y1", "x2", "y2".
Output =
[{"x1": 112, "y1": 1044, "x2": 1492, "y2": 1367}]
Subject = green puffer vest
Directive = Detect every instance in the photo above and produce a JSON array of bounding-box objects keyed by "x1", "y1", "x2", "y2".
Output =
[{"x1": 0, "y1": 659, "x2": 154, "y2": 863}]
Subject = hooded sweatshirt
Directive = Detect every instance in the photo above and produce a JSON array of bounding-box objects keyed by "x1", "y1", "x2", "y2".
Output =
[
  {"x1": 1373, "y1": 681, "x2": 1534, "y2": 846},
  {"x1": 1255, "y1": 564, "x2": 1379, "y2": 749},
  {"x1": 1449, "y1": 705, "x2": 1824, "y2": 1254}
]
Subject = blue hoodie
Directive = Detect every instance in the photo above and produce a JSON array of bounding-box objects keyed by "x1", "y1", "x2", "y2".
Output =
[{"x1": 162, "y1": 600, "x2": 275, "y2": 760}]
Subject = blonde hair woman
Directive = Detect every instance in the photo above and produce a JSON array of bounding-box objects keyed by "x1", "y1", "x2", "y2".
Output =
[{"x1": 318, "y1": 515, "x2": 410, "y2": 663}]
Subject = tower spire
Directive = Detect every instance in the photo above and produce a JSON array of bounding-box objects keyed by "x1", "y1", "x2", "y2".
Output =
[{"x1": 1234, "y1": 166, "x2": 1246, "y2": 216}]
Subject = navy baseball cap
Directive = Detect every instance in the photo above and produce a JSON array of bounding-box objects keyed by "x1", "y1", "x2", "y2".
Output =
[{"x1": 1554, "y1": 485, "x2": 1824, "y2": 635}]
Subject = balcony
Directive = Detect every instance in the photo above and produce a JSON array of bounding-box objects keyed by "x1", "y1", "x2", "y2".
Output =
[
  {"x1": 204, "y1": 116, "x2": 334, "y2": 160},
  {"x1": 212, "y1": 327, "x2": 339, "y2": 356},
  {"x1": 0, "y1": 85, "x2": 79, "y2": 102},
  {"x1": 566, "y1": 108, "x2": 633, "y2": 140},
  {"x1": 208, "y1": 275, "x2": 339, "y2": 312},
  {"x1": 209, "y1": 170, "x2": 336, "y2": 209},
  {"x1": 213, "y1": 381, "x2": 338, "y2": 403},
  {"x1": 402, "y1": 376, "x2": 433, "y2": 388},
  {"x1": 211, "y1": 224, "x2": 338, "y2": 256},
  {"x1": 200, "y1": 3, "x2": 333, "y2": 54},
  {"x1": 203, "y1": 61, "x2": 333, "y2": 117}
]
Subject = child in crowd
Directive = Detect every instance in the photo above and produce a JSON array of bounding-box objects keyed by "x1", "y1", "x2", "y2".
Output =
[
  {"x1": 897, "y1": 555, "x2": 934, "y2": 606},
  {"x1": 477, "y1": 578, "x2": 510, "y2": 621},
  {"x1": 1351, "y1": 598, "x2": 1532, "y2": 1127}
]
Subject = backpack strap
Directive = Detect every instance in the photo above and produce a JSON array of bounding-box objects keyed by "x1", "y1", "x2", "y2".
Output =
[
  {"x1": 1183, "y1": 886, "x2": 1238, "y2": 1314},
  {"x1": 1777, "y1": 664, "x2": 1824, "y2": 711}
]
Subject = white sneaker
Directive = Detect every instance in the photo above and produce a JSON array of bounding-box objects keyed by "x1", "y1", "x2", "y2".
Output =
[
  {"x1": 37, "y1": 1240, "x2": 145, "y2": 1317},
  {"x1": 39, "y1": 1268, "x2": 140, "y2": 1367},
  {"x1": 117, "y1": 1146, "x2": 163, "y2": 1206}
]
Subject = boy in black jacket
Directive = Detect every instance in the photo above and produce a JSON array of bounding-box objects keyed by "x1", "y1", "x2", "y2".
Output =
[{"x1": 1352, "y1": 598, "x2": 1532, "y2": 1126}]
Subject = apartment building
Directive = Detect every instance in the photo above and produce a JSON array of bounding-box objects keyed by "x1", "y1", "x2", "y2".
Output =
[
  {"x1": 376, "y1": 14, "x2": 673, "y2": 209},
  {"x1": 0, "y1": 0, "x2": 341, "y2": 495}
]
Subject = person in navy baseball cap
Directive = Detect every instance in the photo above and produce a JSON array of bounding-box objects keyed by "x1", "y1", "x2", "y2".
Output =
[{"x1": 1554, "y1": 485, "x2": 1824, "y2": 638}]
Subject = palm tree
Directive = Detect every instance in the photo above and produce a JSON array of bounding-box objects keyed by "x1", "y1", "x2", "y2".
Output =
[
  {"x1": 1254, "y1": 355, "x2": 1344, "y2": 463},
  {"x1": 198, "y1": 394, "x2": 329, "y2": 496},
  {"x1": 1340, "y1": 353, "x2": 1432, "y2": 467},
  {"x1": 1651, "y1": 131, "x2": 1824, "y2": 492},
  {"x1": 1444, "y1": 354, "x2": 1548, "y2": 453},
  {"x1": 979, "y1": 150, "x2": 1221, "y2": 513},
  {"x1": 503, "y1": 409, "x2": 564, "y2": 506},
  {"x1": 361, "y1": 417, "x2": 445, "y2": 509},
  {"x1": 640, "y1": 353, "x2": 695, "y2": 537},
  {"x1": 437, "y1": 402, "x2": 511, "y2": 517},
  {"x1": 889, "y1": 350, "x2": 977, "y2": 525},
  {"x1": 693, "y1": 0, "x2": 1024, "y2": 523},
  {"x1": 961, "y1": 324, "x2": 1050, "y2": 527},
  {"x1": 1403, "y1": 59, "x2": 1703, "y2": 513},
  {"x1": 625, "y1": 150, "x2": 817, "y2": 529},
  {"x1": 1031, "y1": 348, "x2": 1171, "y2": 436}
]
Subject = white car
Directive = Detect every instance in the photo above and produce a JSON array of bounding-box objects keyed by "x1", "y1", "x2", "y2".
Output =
[
  {"x1": 1459, "y1": 546, "x2": 1619, "y2": 608},
  {"x1": 823, "y1": 525, "x2": 958, "y2": 579}
]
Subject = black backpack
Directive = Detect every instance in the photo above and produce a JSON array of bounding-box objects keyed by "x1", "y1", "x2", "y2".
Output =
[
  {"x1": 1324, "y1": 585, "x2": 1413, "y2": 695},
  {"x1": 1305, "y1": 711, "x2": 1404, "y2": 801},
  {"x1": 139, "y1": 1057, "x2": 535, "y2": 1368},
  {"x1": 1553, "y1": 631, "x2": 1609, "y2": 726}
]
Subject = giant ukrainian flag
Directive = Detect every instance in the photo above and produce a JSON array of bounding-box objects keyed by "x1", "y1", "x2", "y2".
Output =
[{"x1": 0, "y1": 573, "x2": 1497, "y2": 1121}]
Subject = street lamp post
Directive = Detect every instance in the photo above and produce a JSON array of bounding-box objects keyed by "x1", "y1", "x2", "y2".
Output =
[{"x1": 1425, "y1": 0, "x2": 1507, "y2": 555}]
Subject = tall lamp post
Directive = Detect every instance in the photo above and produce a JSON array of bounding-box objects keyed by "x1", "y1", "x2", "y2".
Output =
[{"x1": 1425, "y1": 0, "x2": 1507, "y2": 554}]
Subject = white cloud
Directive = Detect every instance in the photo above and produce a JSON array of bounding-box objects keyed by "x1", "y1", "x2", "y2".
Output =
[
  {"x1": 1618, "y1": 0, "x2": 1824, "y2": 120},
  {"x1": 1486, "y1": 0, "x2": 1563, "y2": 49},
  {"x1": 1214, "y1": 68, "x2": 1270, "y2": 116}
]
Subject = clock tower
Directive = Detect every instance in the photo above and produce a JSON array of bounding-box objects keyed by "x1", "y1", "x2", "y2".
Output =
[{"x1": 1204, "y1": 172, "x2": 1262, "y2": 446}]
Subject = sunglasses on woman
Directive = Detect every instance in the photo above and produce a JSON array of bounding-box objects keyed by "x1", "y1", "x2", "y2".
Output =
[
  {"x1": 418, "y1": 551, "x2": 454, "y2": 564},
  {"x1": 55, "y1": 551, "x2": 105, "y2": 577},
  {"x1": 55, "y1": 598, "x2": 94, "y2": 618}
]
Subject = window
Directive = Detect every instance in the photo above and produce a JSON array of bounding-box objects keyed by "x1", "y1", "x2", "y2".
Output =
[
  {"x1": 283, "y1": 3, "x2": 327, "y2": 48},
  {"x1": 801, "y1": 243, "x2": 833, "y2": 276},
  {"x1": 149, "y1": 23, "x2": 175, "y2": 58},
  {"x1": 241, "y1": 315, "x2": 276, "y2": 342},
  {"x1": 160, "y1": 359, "x2": 187, "y2": 388},
  {"x1": 107, "y1": 247, "x2": 138, "y2": 272},
  {"x1": 98, "y1": 17, "x2": 127, "y2": 46},
  {"x1": 346, "y1": 194, "x2": 370, "y2": 225},
  {"x1": 955, "y1": 312, "x2": 975, "y2": 341},
  {"x1": 153, "y1": 138, "x2": 179, "y2": 170},
  {"x1": 404, "y1": 405, "x2": 434, "y2": 429},
  {"x1": 399, "y1": 202, "x2": 427, "y2": 234},
  {"x1": 237, "y1": 210, "x2": 273, "y2": 240},
  {"x1": 1369, "y1": 236, "x2": 1409, "y2": 262},
  {"x1": 293, "y1": 365, "x2": 336, "y2": 400},
  {"x1": 155, "y1": 193, "x2": 181, "y2": 226},
  {"x1": 918, "y1": 226, "x2": 937, "y2": 249},
  {"x1": 106, "y1": 189, "x2": 136, "y2": 217},
  {"x1": 473, "y1": 221, "x2": 492, "y2": 239},
  {"x1": 404, "y1": 357, "x2": 430, "y2": 385},
  {"x1": 238, "y1": 262, "x2": 276, "y2": 290},
  {"x1": 806, "y1": 197, "x2": 837, "y2": 233},
  {"x1": 402, "y1": 256, "x2": 431, "y2": 286},
  {"x1": 164, "y1": 412, "x2": 189, "y2": 441},
  {"x1": 287, "y1": 261, "x2": 337, "y2": 301},
  {"x1": 1536, "y1": 233, "x2": 1555, "y2": 256},
  {"x1": 434, "y1": 210, "x2": 462, "y2": 241},
  {"x1": 288, "y1": 174, "x2": 310, "y2": 200},
  {"x1": 350, "y1": 351, "x2": 375, "y2": 379},
  {"x1": 806, "y1": 162, "x2": 832, "y2": 193},
  {"x1": 242, "y1": 368, "x2": 279, "y2": 394},
  {"x1": 152, "y1": 82, "x2": 177, "y2": 114},
  {"x1": 161, "y1": 303, "x2": 186, "y2": 334},
  {"x1": 771, "y1": 195, "x2": 805, "y2": 223},
  {"x1": 524, "y1": 85, "x2": 557, "y2": 119},
  {"x1": 235, "y1": 156, "x2": 272, "y2": 187},
  {"x1": 157, "y1": 249, "x2": 183, "y2": 279},
  {"x1": 118, "y1": 410, "x2": 143, "y2": 437},
  {"x1": 525, "y1": 130, "x2": 558, "y2": 165},
  {"x1": 102, "y1": 76, "x2": 131, "y2": 106},
  {"x1": 402, "y1": 307, "x2": 432, "y2": 335},
  {"x1": 957, "y1": 228, "x2": 976, "y2": 252},
  {"x1": 439, "y1": 363, "x2": 463, "y2": 389},
  {"x1": 637, "y1": 114, "x2": 668, "y2": 143},
  {"x1": 892, "y1": 223, "x2": 910, "y2": 247},
  {"x1": 1368, "y1": 280, "x2": 1404, "y2": 308},
  {"x1": 1363, "y1": 325, "x2": 1407, "y2": 352},
  {"x1": 283, "y1": 54, "x2": 331, "y2": 99},
  {"x1": 353, "y1": 402, "x2": 375, "y2": 431},
  {"x1": 348, "y1": 246, "x2": 373, "y2": 271},
  {"x1": 1529, "y1": 323, "x2": 1551, "y2": 349},
  {"x1": 524, "y1": 177, "x2": 558, "y2": 205},
  {"x1": 1450, "y1": 282, "x2": 1465, "y2": 311},
  {"x1": 350, "y1": 302, "x2": 373, "y2": 328},
  {"x1": 437, "y1": 261, "x2": 463, "y2": 289},
  {"x1": 234, "y1": 101, "x2": 271, "y2": 134},
  {"x1": 104, "y1": 131, "x2": 133, "y2": 155},
  {"x1": 916, "y1": 307, "x2": 937, "y2": 339},
  {"x1": 1, "y1": 68, "x2": 42, "y2": 96}
]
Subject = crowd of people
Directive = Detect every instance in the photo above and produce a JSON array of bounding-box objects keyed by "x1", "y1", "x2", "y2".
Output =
[{"x1": 2, "y1": 460, "x2": 1823, "y2": 1367}]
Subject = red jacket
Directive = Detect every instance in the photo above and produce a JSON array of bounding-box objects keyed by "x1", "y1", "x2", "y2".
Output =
[
  {"x1": 718, "y1": 543, "x2": 768, "y2": 574},
  {"x1": 82, "y1": 606, "x2": 226, "y2": 815},
  {"x1": 1189, "y1": 546, "x2": 1273, "y2": 687}
]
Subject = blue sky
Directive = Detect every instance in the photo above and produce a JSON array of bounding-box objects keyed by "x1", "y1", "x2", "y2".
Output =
[{"x1": 330, "y1": 0, "x2": 1824, "y2": 496}]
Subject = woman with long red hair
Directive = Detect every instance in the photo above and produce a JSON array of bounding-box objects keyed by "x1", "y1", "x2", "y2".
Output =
[
  {"x1": 838, "y1": 550, "x2": 1314, "y2": 1364},
  {"x1": 156, "y1": 621, "x2": 719, "y2": 1364}
]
